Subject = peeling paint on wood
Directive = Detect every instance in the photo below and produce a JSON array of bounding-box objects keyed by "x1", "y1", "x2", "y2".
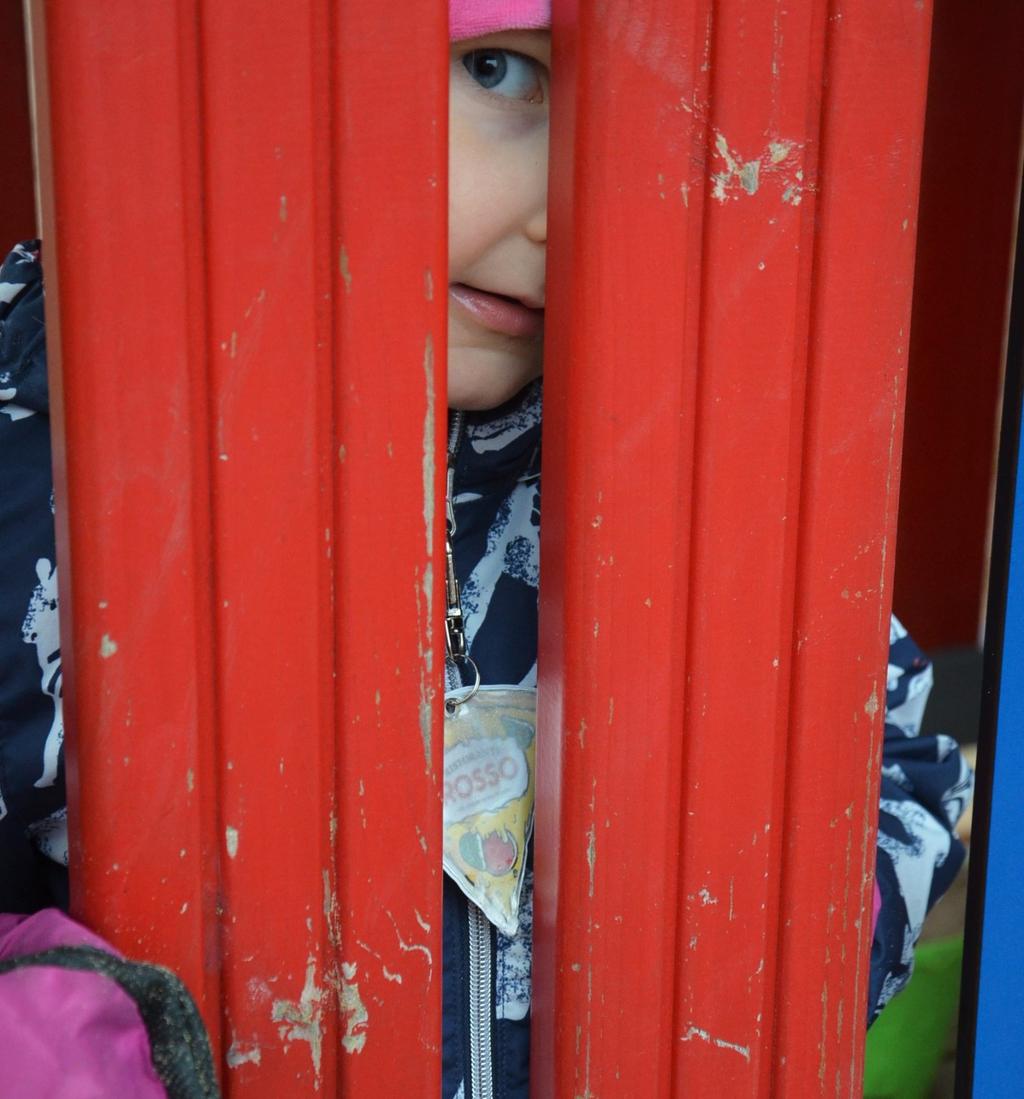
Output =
[
  {"x1": 709, "y1": 129, "x2": 807, "y2": 205},
  {"x1": 679, "y1": 1025, "x2": 751, "y2": 1062},
  {"x1": 271, "y1": 955, "x2": 325, "y2": 1081},
  {"x1": 338, "y1": 961, "x2": 370, "y2": 1054},
  {"x1": 585, "y1": 825, "x2": 597, "y2": 897},
  {"x1": 385, "y1": 909, "x2": 434, "y2": 978},
  {"x1": 226, "y1": 1036, "x2": 262, "y2": 1068}
]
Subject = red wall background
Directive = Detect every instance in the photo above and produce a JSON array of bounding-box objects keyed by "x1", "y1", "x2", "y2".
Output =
[
  {"x1": 893, "y1": 0, "x2": 1024, "y2": 650},
  {"x1": 0, "y1": 1, "x2": 36, "y2": 247}
]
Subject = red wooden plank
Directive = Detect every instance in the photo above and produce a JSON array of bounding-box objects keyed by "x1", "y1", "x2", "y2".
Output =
[
  {"x1": 774, "y1": 3, "x2": 934, "y2": 1093},
  {"x1": 533, "y1": 2, "x2": 933, "y2": 1096},
  {"x1": 534, "y1": 2, "x2": 711, "y2": 1093},
  {"x1": 670, "y1": 2, "x2": 829, "y2": 1091},
  {"x1": 196, "y1": 2, "x2": 341, "y2": 1089},
  {"x1": 331, "y1": 1, "x2": 448, "y2": 1092},
  {"x1": 32, "y1": 0, "x2": 447, "y2": 1093},
  {"x1": 30, "y1": 0, "x2": 224, "y2": 1048}
]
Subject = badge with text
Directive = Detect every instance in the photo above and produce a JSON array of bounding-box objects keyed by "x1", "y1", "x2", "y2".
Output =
[{"x1": 443, "y1": 686, "x2": 536, "y2": 937}]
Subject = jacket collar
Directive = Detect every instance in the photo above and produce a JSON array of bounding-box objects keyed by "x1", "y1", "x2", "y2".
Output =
[{"x1": 451, "y1": 378, "x2": 542, "y2": 491}]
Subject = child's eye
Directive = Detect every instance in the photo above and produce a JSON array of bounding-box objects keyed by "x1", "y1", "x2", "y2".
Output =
[{"x1": 462, "y1": 49, "x2": 544, "y2": 103}]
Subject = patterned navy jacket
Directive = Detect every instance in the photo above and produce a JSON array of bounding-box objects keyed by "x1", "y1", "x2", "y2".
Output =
[
  {"x1": 0, "y1": 243, "x2": 972, "y2": 1097},
  {"x1": 0, "y1": 242, "x2": 66, "y2": 913}
]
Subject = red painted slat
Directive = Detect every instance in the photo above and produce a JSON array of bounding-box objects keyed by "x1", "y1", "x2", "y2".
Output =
[
  {"x1": 197, "y1": 3, "x2": 341, "y2": 1088},
  {"x1": 331, "y1": 1, "x2": 447, "y2": 1092},
  {"x1": 533, "y1": 2, "x2": 933, "y2": 1096},
  {"x1": 31, "y1": 0, "x2": 224, "y2": 1048},
  {"x1": 533, "y1": 2, "x2": 710, "y2": 1094},
  {"x1": 32, "y1": 0, "x2": 446, "y2": 1093},
  {"x1": 774, "y1": 3, "x2": 934, "y2": 1093},
  {"x1": 670, "y1": 2, "x2": 829, "y2": 1090}
]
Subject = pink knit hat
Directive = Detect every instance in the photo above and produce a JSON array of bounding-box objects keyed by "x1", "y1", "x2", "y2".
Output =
[{"x1": 450, "y1": 0, "x2": 550, "y2": 40}]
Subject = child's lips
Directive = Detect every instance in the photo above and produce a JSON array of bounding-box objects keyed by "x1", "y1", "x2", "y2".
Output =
[{"x1": 449, "y1": 283, "x2": 544, "y2": 339}]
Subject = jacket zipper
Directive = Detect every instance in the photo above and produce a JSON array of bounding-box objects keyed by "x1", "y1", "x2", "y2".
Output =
[
  {"x1": 448, "y1": 409, "x2": 465, "y2": 463},
  {"x1": 447, "y1": 411, "x2": 494, "y2": 1097},
  {"x1": 468, "y1": 901, "x2": 494, "y2": 1099}
]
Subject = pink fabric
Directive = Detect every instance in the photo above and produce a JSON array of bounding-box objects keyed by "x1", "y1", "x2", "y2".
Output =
[
  {"x1": 450, "y1": 0, "x2": 550, "y2": 39},
  {"x1": 0, "y1": 909, "x2": 167, "y2": 1099},
  {"x1": 0, "y1": 909, "x2": 118, "y2": 958},
  {"x1": 872, "y1": 881, "x2": 882, "y2": 937}
]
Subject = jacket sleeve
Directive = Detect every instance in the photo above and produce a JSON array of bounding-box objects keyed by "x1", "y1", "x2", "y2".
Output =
[
  {"x1": 0, "y1": 240, "x2": 68, "y2": 911},
  {"x1": 867, "y1": 615, "x2": 973, "y2": 1023}
]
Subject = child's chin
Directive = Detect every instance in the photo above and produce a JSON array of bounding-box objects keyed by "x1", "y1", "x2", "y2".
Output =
[{"x1": 447, "y1": 347, "x2": 542, "y2": 411}]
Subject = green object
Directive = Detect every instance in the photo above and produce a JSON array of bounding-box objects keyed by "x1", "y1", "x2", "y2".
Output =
[{"x1": 863, "y1": 935, "x2": 963, "y2": 1099}]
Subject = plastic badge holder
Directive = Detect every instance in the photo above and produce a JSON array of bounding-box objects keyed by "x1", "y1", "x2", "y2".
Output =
[{"x1": 442, "y1": 686, "x2": 536, "y2": 937}]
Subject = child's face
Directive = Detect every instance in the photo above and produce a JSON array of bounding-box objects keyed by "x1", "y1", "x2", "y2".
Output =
[{"x1": 448, "y1": 31, "x2": 550, "y2": 410}]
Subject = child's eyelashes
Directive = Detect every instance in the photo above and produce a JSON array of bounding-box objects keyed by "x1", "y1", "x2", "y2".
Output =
[{"x1": 461, "y1": 49, "x2": 546, "y2": 106}]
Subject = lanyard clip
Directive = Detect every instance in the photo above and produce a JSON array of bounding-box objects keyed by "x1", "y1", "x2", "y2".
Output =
[
  {"x1": 446, "y1": 467, "x2": 457, "y2": 536},
  {"x1": 445, "y1": 467, "x2": 466, "y2": 659},
  {"x1": 445, "y1": 535, "x2": 467, "y2": 660}
]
